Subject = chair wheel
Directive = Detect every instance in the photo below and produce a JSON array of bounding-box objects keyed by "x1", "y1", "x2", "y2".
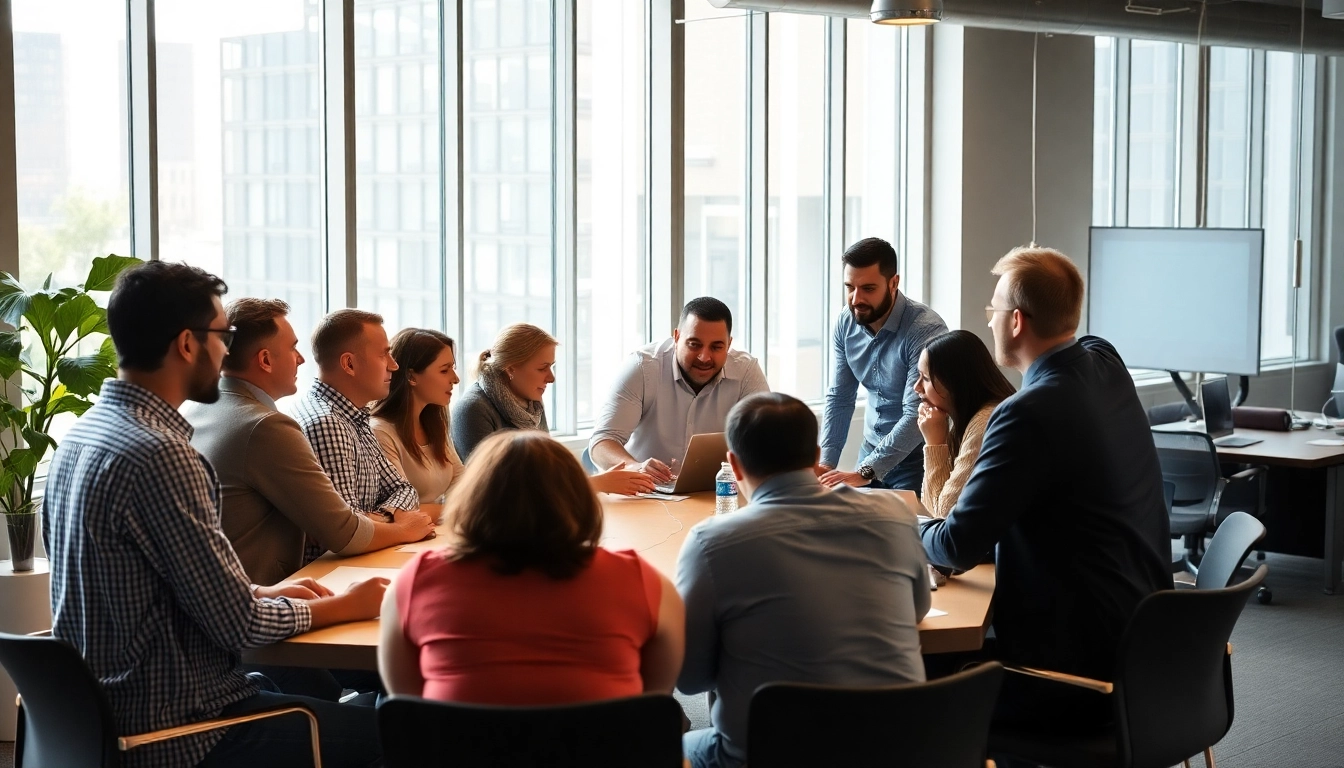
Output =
[{"x1": 1257, "y1": 587, "x2": 1272, "y2": 605}]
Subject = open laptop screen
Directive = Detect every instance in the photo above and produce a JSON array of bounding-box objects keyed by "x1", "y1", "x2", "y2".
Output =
[{"x1": 1201, "y1": 377, "x2": 1235, "y2": 439}]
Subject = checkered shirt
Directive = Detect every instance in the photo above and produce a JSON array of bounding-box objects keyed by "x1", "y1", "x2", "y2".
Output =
[
  {"x1": 42, "y1": 380, "x2": 312, "y2": 768},
  {"x1": 288, "y1": 380, "x2": 420, "y2": 541}
]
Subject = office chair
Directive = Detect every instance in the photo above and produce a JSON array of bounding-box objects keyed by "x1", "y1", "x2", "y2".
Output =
[
  {"x1": 747, "y1": 662, "x2": 1004, "y2": 768},
  {"x1": 990, "y1": 565, "x2": 1267, "y2": 768},
  {"x1": 580, "y1": 446, "x2": 599, "y2": 474},
  {"x1": 1147, "y1": 401, "x2": 1194, "y2": 427},
  {"x1": 377, "y1": 693, "x2": 684, "y2": 768},
  {"x1": 0, "y1": 631, "x2": 321, "y2": 768},
  {"x1": 1151, "y1": 429, "x2": 1266, "y2": 581},
  {"x1": 1324, "y1": 326, "x2": 1344, "y2": 418},
  {"x1": 1193, "y1": 511, "x2": 1268, "y2": 596}
]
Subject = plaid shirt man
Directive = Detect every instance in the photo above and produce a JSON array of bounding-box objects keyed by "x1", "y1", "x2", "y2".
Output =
[
  {"x1": 43, "y1": 380, "x2": 312, "y2": 768},
  {"x1": 289, "y1": 379, "x2": 419, "y2": 525}
]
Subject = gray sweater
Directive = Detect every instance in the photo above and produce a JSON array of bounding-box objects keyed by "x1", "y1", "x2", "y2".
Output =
[{"x1": 451, "y1": 381, "x2": 550, "y2": 461}]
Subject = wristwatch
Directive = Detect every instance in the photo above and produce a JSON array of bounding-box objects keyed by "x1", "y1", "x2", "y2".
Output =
[{"x1": 858, "y1": 465, "x2": 876, "y2": 481}]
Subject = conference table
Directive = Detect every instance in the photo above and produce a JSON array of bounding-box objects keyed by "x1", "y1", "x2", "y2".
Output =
[
  {"x1": 1155, "y1": 418, "x2": 1344, "y2": 594},
  {"x1": 244, "y1": 492, "x2": 996, "y2": 669}
]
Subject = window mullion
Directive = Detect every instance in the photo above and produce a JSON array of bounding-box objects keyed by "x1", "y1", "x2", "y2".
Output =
[
  {"x1": 128, "y1": 0, "x2": 159, "y2": 261},
  {"x1": 822, "y1": 18, "x2": 844, "y2": 384},
  {"x1": 649, "y1": 0, "x2": 683, "y2": 337},
  {"x1": 319, "y1": 0, "x2": 357, "y2": 310},
  {"x1": 442, "y1": 0, "x2": 463, "y2": 337},
  {"x1": 0, "y1": 0, "x2": 18, "y2": 279},
  {"x1": 553, "y1": 0, "x2": 577, "y2": 434},
  {"x1": 745, "y1": 11, "x2": 767, "y2": 362}
]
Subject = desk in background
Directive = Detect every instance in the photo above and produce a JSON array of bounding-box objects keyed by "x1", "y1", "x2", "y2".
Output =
[
  {"x1": 1155, "y1": 418, "x2": 1344, "y2": 593},
  {"x1": 245, "y1": 493, "x2": 995, "y2": 669}
]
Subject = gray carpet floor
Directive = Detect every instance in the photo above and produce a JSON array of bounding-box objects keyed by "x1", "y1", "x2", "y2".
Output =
[{"x1": 3, "y1": 551, "x2": 1341, "y2": 768}]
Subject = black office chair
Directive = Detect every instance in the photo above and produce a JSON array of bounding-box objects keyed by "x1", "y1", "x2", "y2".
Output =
[
  {"x1": 0, "y1": 631, "x2": 321, "y2": 768},
  {"x1": 747, "y1": 662, "x2": 1004, "y2": 768},
  {"x1": 377, "y1": 693, "x2": 684, "y2": 768},
  {"x1": 1325, "y1": 326, "x2": 1344, "y2": 418},
  {"x1": 1151, "y1": 429, "x2": 1266, "y2": 579},
  {"x1": 990, "y1": 565, "x2": 1266, "y2": 768},
  {"x1": 1147, "y1": 401, "x2": 1194, "y2": 427}
]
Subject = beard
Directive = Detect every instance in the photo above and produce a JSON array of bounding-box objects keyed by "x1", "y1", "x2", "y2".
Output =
[
  {"x1": 187, "y1": 354, "x2": 222, "y2": 404},
  {"x1": 850, "y1": 287, "x2": 895, "y2": 325}
]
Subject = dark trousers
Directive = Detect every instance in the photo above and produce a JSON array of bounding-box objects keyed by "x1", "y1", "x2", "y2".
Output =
[
  {"x1": 861, "y1": 443, "x2": 926, "y2": 493},
  {"x1": 199, "y1": 675, "x2": 381, "y2": 768}
]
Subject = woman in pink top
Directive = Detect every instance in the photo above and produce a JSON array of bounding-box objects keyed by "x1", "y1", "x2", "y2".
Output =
[{"x1": 377, "y1": 430, "x2": 685, "y2": 705}]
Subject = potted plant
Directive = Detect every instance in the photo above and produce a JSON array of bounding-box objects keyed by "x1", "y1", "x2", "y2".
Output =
[{"x1": 0, "y1": 254, "x2": 141, "y2": 571}]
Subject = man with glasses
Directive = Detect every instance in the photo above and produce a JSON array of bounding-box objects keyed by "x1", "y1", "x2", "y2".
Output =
[
  {"x1": 921, "y1": 246, "x2": 1171, "y2": 744},
  {"x1": 43, "y1": 262, "x2": 387, "y2": 768},
  {"x1": 819, "y1": 237, "x2": 948, "y2": 491}
]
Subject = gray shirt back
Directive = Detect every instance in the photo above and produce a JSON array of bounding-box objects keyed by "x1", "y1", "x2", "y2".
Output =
[{"x1": 675, "y1": 470, "x2": 931, "y2": 762}]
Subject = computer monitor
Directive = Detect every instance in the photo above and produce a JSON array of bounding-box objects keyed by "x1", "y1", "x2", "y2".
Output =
[
  {"x1": 1201, "y1": 377, "x2": 1234, "y2": 439},
  {"x1": 1088, "y1": 227, "x2": 1265, "y2": 377}
]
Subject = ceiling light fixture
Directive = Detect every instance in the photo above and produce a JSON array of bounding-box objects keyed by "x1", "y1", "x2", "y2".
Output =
[{"x1": 870, "y1": 0, "x2": 943, "y2": 26}]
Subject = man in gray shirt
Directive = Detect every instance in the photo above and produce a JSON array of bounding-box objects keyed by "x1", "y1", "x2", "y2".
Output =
[
  {"x1": 677, "y1": 392, "x2": 931, "y2": 768},
  {"x1": 590, "y1": 297, "x2": 769, "y2": 483}
]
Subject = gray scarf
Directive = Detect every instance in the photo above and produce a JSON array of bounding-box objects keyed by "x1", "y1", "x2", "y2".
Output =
[{"x1": 479, "y1": 367, "x2": 546, "y2": 430}]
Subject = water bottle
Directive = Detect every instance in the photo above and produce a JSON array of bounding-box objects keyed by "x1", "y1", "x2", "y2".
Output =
[{"x1": 715, "y1": 462, "x2": 738, "y2": 514}]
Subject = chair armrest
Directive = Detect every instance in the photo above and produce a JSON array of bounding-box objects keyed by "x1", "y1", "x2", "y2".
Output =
[
  {"x1": 117, "y1": 703, "x2": 322, "y2": 768},
  {"x1": 25, "y1": 629, "x2": 51, "y2": 637},
  {"x1": 1004, "y1": 666, "x2": 1115, "y2": 695},
  {"x1": 1227, "y1": 466, "x2": 1265, "y2": 482}
]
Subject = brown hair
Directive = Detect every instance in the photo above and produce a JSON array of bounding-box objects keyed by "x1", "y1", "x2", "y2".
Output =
[
  {"x1": 444, "y1": 430, "x2": 601, "y2": 579},
  {"x1": 222, "y1": 298, "x2": 290, "y2": 373},
  {"x1": 372, "y1": 328, "x2": 455, "y2": 467},
  {"x1": 476, "y1": 323, "x2": 558, "y2": 379},
  {"x1": 311, "y1": 308, "x2": 383, "y2": 369},
  {"x1": 991, "y1": 246, "x2": 1084, "y2": 338}
]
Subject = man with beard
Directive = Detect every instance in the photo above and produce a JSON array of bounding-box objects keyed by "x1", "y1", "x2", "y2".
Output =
[
  {"x1": 590, "y1": 297, "x2": 769, "y2": 482},
  {"x1": 42, "y1": 261, "x2": 388, "y2": 768},
  {"x1": 819, "y1": 237, "x2": 948, "y2": 491}
]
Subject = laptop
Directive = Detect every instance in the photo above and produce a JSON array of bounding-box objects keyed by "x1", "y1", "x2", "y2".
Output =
[
  {"x1": 1202, "y1": 377, "x2": 1262, "y2": 448},
  {"x1": 653, "y1": 432, "x2": 730, "y2": 494}
]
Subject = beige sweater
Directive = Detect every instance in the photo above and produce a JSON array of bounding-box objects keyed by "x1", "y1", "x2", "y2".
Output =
[
  {"x1": 371, "y1": 417, "x2": 466, "y2": 504},
  {"x1": 921, "y1": 403, "x2": 997, "y2": 519}
]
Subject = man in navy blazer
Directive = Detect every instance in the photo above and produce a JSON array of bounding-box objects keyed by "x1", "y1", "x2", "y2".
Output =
[{"x1": 921, "y1": 246, "x2": 1171, "y2": 730}]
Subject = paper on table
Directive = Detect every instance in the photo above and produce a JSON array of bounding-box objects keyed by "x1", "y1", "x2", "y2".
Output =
[
  {"x1": 926, "y1": 608, "x2": 949, "y2": 618},
  {"x1": 317, "y1": 566, "x2": 401, "y2": 593},
  {"x1": 635, "y1": 492, "x2": 688, "y2": 502},
  {"x1": 1308, "y1": 439, "x2": 1344, "y2": 447}
]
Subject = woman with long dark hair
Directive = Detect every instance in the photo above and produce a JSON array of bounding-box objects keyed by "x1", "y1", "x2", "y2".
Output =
[
  {"x1": 372, "y1": 328, "x2": 464, "y2": 503},
  {"x1": 915, "y1": 329, "x2": 1017, "y2": 518}
]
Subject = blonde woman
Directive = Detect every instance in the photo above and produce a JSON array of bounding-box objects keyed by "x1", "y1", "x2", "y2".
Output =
[{"x1": 451, "y1": 323, "x2": 656, "y2": 495}]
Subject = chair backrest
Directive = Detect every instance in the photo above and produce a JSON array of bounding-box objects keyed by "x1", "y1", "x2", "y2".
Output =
[
  {"x1": 0, "y1": 632, "x2": 120, "y2": 768},
  {"x1": 1151, "y1": 430, "x2": 1222, "y2": 508},
  {"x1": 1147, "y1": 401, "x2": 1194, "y2": 426},
  {"x1": 1329, "y1": 363, "x2": 1344, "y2": 418},
  {"x1": 1113, "y1": 565, "x2": 1266, "y2": 768},
  {"x1": 1195, "y1": 511, "x2": 1267, "y2": 590},
  {"x1": 377, "y1": 693, "x2": 684, "y2": 768},
  {"x1": 747, "y1": 662, "x2": 1004, "y2": 768}
]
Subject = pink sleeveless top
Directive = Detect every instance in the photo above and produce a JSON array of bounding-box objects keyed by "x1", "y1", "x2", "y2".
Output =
[{"x1": 395, "y1": 547, "x2": 661, "y2": 705}]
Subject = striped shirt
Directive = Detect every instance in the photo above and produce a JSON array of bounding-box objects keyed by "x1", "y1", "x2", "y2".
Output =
[
  {"x1": 43, "y1": 379, "x2": 312, "y2": 768},
  {"x1": 288, "y1": 380, "x2": 420, "y2": 519}
]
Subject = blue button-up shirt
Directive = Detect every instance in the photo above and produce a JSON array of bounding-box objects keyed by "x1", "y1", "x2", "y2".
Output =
[{"x1": 820, "y1": 292, "x2": 948, "y2": 476}]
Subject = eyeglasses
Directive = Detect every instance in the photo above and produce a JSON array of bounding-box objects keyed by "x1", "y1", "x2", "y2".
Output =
[
  {"x1": 191, "y1": 325, "x2": 237, "y2": 351},
  {"x1": 985, "y1": 305, "x2": 1034, "y2": 323}
]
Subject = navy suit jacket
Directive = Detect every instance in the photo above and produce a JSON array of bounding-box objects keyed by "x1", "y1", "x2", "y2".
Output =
[{"x1": 921, "y1": 336, "x2": 1172, "y2": 680}]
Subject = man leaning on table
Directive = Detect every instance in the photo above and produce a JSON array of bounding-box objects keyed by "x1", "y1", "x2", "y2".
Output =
[
  {"x1": 43, "y1": 261, "x2": 386, "y2": 768},
  {"x1": 589, "y1": 297, "x2": 770, "y2": 482},
  {"x1": 677, "y1": 392, "x2": 930, "y2": 768},
  {"x1": 184, "y1": 298, "x2": 434, "y2": 588},
  {"x1": 920, "y1": 246, "x2": 1171, "y2": 739}
]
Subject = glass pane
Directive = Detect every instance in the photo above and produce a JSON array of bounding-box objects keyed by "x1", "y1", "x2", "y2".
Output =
[
  {"x1": 767, "y1": 14, "x2": 826, "y2": 402},
  {"x1": 1206, "y1": 47, "x2": 1250, "y2": 228},
  {"x1": 1093, "y1": 37, "x2": 1115, "y2": 226},
  {"x1": 355, "y1": 0, "x2": 443, "y2": 334},
  {"x1": 155, "y1": 0, "x2": 322, "y2": 386},
  {"x1": 463, "y1": 0, "x2": 555, "y2": 417},
  {"x1": 683, "y1": 4, "x2": 746, "y2": 338},
  {"x1": 1127, "y1": 40, "x2": 1179, "y2": 226},
  {"x1": 845, "y1": 19, "x2": 900, "y2": 310},
  {"x1": 576, "y1": 0, "x2": 646, "y2": 426},
  {"x1": 1261, "y1": 52, "x2": 1299, "y2": 361},
  {"x1": 14, "y1": 1, "x2": 132, "y2": 286}
]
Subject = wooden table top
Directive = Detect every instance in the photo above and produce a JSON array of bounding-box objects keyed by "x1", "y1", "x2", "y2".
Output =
[
  {"x1": 1155, "y1": 416, "x2": 1344, "y2": 469},
  {"x1": 244, "y1": 493, "x2": 995, "y2": 669}
]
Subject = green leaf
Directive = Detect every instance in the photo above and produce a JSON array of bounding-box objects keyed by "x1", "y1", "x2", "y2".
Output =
[
  {"x1": 3, "y1": 447, "x2": 39, "y2": 479},
  {"x1": 0, "y1": 273, "x2": 30, "y2": 328},
  {"x1": 20, "y1": 427, "x2": 51, "y2": 452},
  {"x1": 0, "y1": 471, "x2": 14, "y2": 502},
  {"x1": 24, "y1": 292, "x2": 58, "y2": 341},
  {"x1": 56, "y1": 341, "x2": 117, "y2": 397},
  {"x1": 82, "y1": 254, "x2": 143, "y2": 292},
  {"x1": 41, "y1": 273, "x2": 51, "y2": 290},
  {"x1": 53, "y1": 294, "x2": 106, "y2": 344},
  {"x1": 0, "y1": 329, "x2": 20, "y2": 379},
  {"x1": 48, "y1": 394, "x2": 94, "y2": 418}
]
